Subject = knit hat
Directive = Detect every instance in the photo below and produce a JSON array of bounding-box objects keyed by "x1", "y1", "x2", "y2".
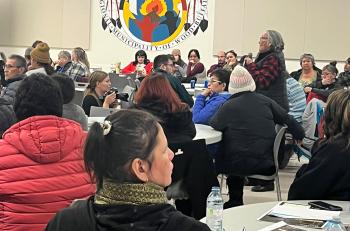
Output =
[
  {"x1": 228, "y1": 66, "x2": 256, "y2": 94},
  {"x1": 30, "y1": 42, "x2": 51, "y2": 64}
]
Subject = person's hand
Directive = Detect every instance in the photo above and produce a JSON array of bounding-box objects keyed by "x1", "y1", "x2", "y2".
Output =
[
  {"x1": 141, "y1": 68, "x2": 147, "y2": 76},
  {"x1": 201, "y1": 88, "x2": 212, "y2": 97},
  {"x1": 104, "y1": 92, "x2": 117, "y2": 106},
  {"x1": 322, "y1": 78, "x2": 332, "y2": 85},
  {"x1": 304, "y1": 86, "x2": 312, "y2": 93},
  {"x1": 244, "y1": 57, "x2": 253, "y2": 65}
]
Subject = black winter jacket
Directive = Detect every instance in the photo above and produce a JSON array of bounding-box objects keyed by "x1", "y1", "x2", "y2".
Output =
[
  {"x1": 210, "y1": 92, "x2": 304, "y2": 175},
  {"x1": 45, "y1": 196, "x2": 210, "y2": 231},
  {"x1": 288, "y1": 136, "x2": 350, "y2": 200},
  {"x1": 135, "y1": 100, "x2": 196, "y2": 144},
  {"x1": 0, "y1": 98, "x2": 16, "y2": 137}
]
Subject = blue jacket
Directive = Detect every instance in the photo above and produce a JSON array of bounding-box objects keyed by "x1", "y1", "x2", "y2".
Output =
[{"x1": 192, "y1": 92, "x2": 231, "y2": 124}]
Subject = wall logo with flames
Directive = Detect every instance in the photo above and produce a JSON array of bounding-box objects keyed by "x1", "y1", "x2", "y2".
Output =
[{"x1": 99, "y1": 0, "x2": 208, "y2": 51}]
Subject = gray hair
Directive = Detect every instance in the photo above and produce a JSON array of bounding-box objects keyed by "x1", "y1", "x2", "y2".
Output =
[
  {"x1": 266, "y1": 30, "x2": 284, "y2": 52},
  {"x1": 58, "y1": 50, "x2": 71, "y2": 60},
  {"x1": 8, "y1": 54, "x2": 27, "y2": 69}
]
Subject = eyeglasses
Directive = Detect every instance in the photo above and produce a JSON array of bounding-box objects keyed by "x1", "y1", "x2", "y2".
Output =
[
  {"x1": 4, "y1": 64, "x2": 20, "y2": 69},
  {"x1": 209, "y1": 79, "x2": 222, "y2": 84},
  {"x1": 321, "y1": 72, "x2": 332, "y2": 76}
]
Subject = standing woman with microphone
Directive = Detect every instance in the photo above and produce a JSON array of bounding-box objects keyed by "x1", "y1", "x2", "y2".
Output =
[
  {"x1": 244, "y1": 30, "x2": 289, "y2": 111},
  {"x1": 243, "y1": 30, "x2": 290, "y2": 191}
]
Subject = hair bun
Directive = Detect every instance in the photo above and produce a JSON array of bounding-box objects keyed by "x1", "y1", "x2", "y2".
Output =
[{"x1": 329, "y1": 60, "x2": 337, "y2": 67}]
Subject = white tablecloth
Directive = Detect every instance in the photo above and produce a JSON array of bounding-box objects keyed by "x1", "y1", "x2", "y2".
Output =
[
  {"x1": 88, "y1": 117, "x2": 222, "y2": 145},
  {"x1": 201, "y1": 201, "x2": 350, "y2": 231}
]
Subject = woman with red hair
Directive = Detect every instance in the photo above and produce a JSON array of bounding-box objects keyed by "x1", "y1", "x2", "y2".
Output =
[{"x1": 134, "y1": 72, "x2": 196, "y2": 143}]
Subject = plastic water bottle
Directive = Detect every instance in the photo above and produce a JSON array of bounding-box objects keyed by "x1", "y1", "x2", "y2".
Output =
[
  {"x1": 323, "y1": 216, "x2": 346, "y2": 231},
  {"x1": 206, "y1": 186, "x2": 223, "y2": 231}
]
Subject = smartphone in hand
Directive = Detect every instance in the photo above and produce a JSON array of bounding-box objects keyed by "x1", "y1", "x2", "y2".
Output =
[{"x1": 308, "y1": 201, "x2": 343, "y2": 211}]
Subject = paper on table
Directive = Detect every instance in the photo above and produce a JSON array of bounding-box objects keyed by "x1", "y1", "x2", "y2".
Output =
[
  {"x1": 258, "y1": 221, "x2": 307, "y2": 231},
  {"x1": 259, "y1": 202, "x2": 340, "y2": 221}
]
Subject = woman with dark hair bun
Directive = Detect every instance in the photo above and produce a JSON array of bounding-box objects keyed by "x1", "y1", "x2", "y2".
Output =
[
  {"x1": 289, "y1": 89, "x2": 350, "y2": 200},
  {"x1": 192, "y1": 69, "x2": 231, "y2": 124},
  {"x1": 134, "y1": 72, "x2": 196, "y2": 143},
  {"x1": 122, "y1": 49, "x2": 153, "y2": 77},
  {"x1": 304, "y1": 61, "x2": 339, "y2": 103},
  {"x1": 46, "y1": 109, "x2": 210, "y2": 231}
]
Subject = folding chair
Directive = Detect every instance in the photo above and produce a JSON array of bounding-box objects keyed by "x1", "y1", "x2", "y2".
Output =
[{"x1": 248, "y1": 124, "x2": 287, "y2": 201}]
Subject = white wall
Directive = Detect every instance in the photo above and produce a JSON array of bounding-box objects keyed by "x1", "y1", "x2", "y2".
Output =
[{"x1": 0, "y1": 0, "x2": 347, "y2": 74}]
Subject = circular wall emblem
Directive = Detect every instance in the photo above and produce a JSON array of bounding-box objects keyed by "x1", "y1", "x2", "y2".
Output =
[{"x1": 100, "y1": 0, "x2": 208, "y2": 51}]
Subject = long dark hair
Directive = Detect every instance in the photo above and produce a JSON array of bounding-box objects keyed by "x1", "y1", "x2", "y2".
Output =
[
  {"x1": 84, "y1": 110, "x2": 159, "y2": 189},
  {"x1": 323, "y1": 89, "x2": 350, "y2": 146},
  {"x1": 132, "y1": 49, "x2": 150, "y2": 65}
]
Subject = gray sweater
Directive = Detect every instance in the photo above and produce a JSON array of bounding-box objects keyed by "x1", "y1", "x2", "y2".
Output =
[{"x1": 62, "y1": 103, "x2": 88, "y2": 131}]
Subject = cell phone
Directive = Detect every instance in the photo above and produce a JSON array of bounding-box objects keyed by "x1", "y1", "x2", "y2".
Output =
[{"x1": 308, "y1": 201, "x2": 343, "y2": 211}]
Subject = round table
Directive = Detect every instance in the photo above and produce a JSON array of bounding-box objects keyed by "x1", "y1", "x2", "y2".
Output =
[
  {"x1": 201, "y1": 201, "x2": 350, "y2": 231},
  {"x1": 88, "y1": 118, "x2": 222, "y2": 145},
  {"x1": 194, "y1": 124, "x2": 222, "y2": 145}
]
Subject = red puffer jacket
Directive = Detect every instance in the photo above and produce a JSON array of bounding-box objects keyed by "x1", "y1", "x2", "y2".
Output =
[{"x1": 0, "y1": 115, "x2": 96, "y2": 231}]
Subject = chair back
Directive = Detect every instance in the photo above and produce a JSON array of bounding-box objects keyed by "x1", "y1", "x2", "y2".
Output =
[
  {"x1": 109, "y1": 73, "x2": 129, "y2": 91},
  {"x1": 72, "y1": 89, "x2": 84, "y2": 106},
  {"x1": 273, "y1": 124, "x2": 287, "y2": 171},
  {"x1": 89, "y1": 106, "x2": 117, "y2": 117},
  {"x1": 248, "y1": 124, "x2": 287, "y2": 201}
]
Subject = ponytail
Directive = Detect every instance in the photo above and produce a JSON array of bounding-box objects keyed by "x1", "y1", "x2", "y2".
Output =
[{"x1": 84, "y1": 121, "x2": 107, "y2": 189}]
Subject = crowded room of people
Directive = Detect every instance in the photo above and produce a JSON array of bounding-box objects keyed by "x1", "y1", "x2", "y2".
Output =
[{"x1": 0, "y1": 0, "x2": 350, "y2": 230}]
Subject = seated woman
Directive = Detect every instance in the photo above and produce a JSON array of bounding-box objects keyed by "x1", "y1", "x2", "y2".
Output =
[
  {"x1": 26, "y1": 42, "x2": 55, "y2": 76},
  {"x1": 45, "y1": 110, "x2": 210, "y2": 231},
  {"x1": 210, "y1": 66, "x2": 304, "y2": 208},
  {"x1": 304, "y1": 61, "x2": 339, "y2": 103},
  {"x1": 0, "y1": 73, "x2": 94, "y2": 230},
  {"x1": 134, "y1": 72, "x2": 196, "y2": 144},
  {"x1": 223, "y1": 50, "x2": 239, "y2": 72},
  {"x1": 82, "y1": 71, "x2": 117, "y2": 116},
  {"x1": 290, "y1": 53, "x2": 322, "y2": 88},
  {"x1": 72, "y1": 47, "x2": 91, "y2": 78},
  {"x1": 122, "y1": 49, "x2": 153, "y2": 77},
  {"x1": 185, "y1": 49, "x2": 207, "y2": 83},
  {"x1": 288, "y1": 89, "x2": 350, "y2": 200},
  {"x1": 192, "y1": 69, "x2": 231, "y2": 124}
]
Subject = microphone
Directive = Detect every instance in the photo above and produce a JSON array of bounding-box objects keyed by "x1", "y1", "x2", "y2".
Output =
[{"x1": 242, "y1": 53, "x2": 253, "y2": 66}]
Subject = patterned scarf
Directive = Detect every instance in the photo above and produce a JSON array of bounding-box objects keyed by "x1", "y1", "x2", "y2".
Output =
[{"x1": 95, "y1": 180, "x2": 168, "y2": 205}]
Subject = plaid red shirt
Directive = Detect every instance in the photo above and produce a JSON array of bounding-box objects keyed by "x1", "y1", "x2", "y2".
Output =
[{"x1": 246, "y1": 55, "x2": 281, "y2": 89}]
